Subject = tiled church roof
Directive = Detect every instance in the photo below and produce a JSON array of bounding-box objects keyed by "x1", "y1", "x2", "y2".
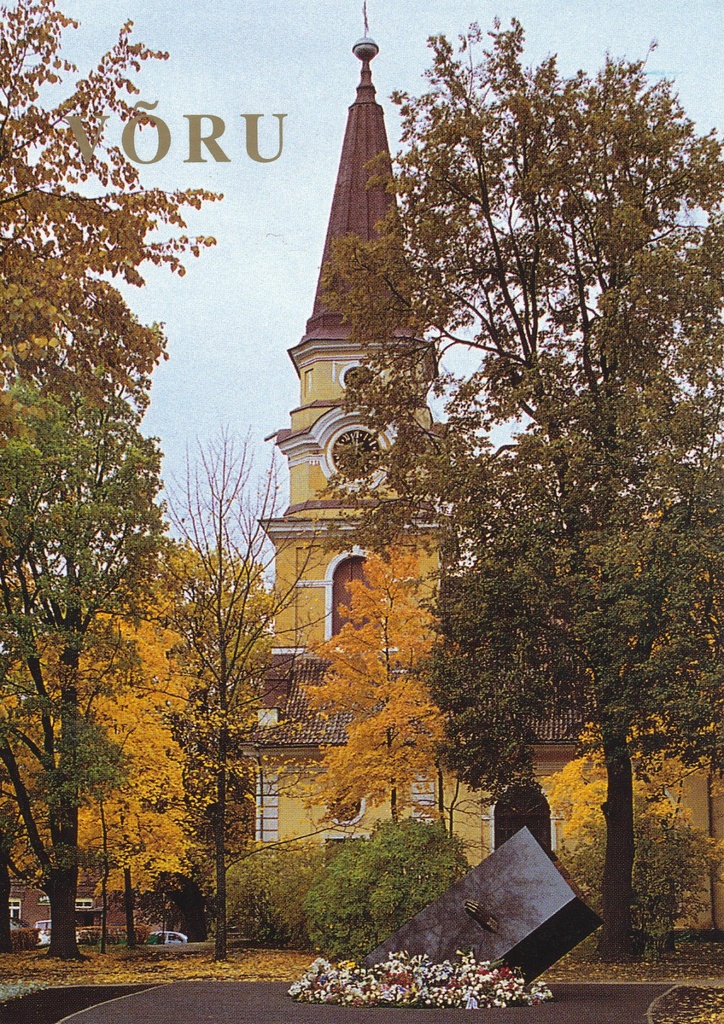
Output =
[
  {"x1": 531, "y1": 704, "x2": 585, "y2": 742},
  {"x1": 253, "y1": 656, "x2": 584, "y2": 749},
  {"x1": 254, "y1": 657, "x2": 351, "y2": 748}
]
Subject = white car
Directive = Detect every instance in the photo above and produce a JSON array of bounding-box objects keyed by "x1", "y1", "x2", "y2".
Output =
[{"x1": 149, "y1": 930, "x2": 188, "y2": 944}]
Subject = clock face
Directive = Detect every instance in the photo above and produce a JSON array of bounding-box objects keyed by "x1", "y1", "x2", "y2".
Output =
[{"x1": 331, "y1": 428, "x2": 381, "y2": 478}]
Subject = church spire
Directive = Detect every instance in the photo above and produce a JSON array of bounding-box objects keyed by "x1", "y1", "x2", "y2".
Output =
[{"x1": 304, "y1": 33, "x2": 393, "y2": 338}]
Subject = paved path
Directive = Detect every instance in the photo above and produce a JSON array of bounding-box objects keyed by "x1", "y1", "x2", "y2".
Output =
[{"x1": 20, "y1": 981, "x2": 672, "y2": 1024}]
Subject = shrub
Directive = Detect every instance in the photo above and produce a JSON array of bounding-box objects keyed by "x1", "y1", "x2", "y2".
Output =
[
  {"x1": 227, "y1": 844, "x2": 327, "y2": 947},
  {"x1": 630, "y1": 812, "x2": 715, "y2": 955},
  {"x1": 303, "y1": 819, "x2": 469, "y2": 959},
  {"x1": 10, "y1": 928, "x2": 39, "y2": 952},
  {"x1": 565, "y1": 799, "x2": 716, "y2": 955}
]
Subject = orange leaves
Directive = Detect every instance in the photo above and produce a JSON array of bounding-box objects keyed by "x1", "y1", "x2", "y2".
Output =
[
  {"x1": 306, "y1": 550, "x2": 443, "y2": 818},
  {"x1": 0, "y1": 0, "x2": 219, "y2": 423},
  {"x1": 0, "y1": 946, "x2": 313, "y2": 986},
  {"x1": 78, "y1": 614, "x2": 191, "y2": 890}
]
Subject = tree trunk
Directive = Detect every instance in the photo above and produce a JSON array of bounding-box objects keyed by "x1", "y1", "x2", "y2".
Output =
[
  {"x1": 0, "y1": 856, "x2": 12, "y2": 954},
  {"x1": 447, "y1": 778, "x2": 461, "y2": 837},
  {"x1": 598, "y1": 735, "x2": 635, "y2": 958},
  {"x1": 214, "y1": 751, "x2": 227, "y2": 960},
  {"x1": 99, "y1": 801, "x2": 109, "y2": 954},
  {"x1": 124, "y1": 867, "x2": 136, "y2": 948},
  {"x1": 44, "y1": 667, "x2": 83, "y2": 959},
  {"x1": 46, "y1": 865, "x2": 82, "y2": 959}
]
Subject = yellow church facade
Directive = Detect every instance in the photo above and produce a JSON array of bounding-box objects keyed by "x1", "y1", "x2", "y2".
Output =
[
  {"x1": 256, "y1": 33, "x2": 488, "y2": 856},
  {"x1": 251, "y1": 35, "x2": 724, "y2": 931}
]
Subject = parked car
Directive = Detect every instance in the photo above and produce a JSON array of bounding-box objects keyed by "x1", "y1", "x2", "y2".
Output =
[{"x1": 148, "y1": 930, "x2": 188, "y2": 944}]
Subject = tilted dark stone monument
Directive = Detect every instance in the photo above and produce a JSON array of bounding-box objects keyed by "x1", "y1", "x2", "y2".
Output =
[{"x1": 363, "y1": 827, "x2": 602, "y2": 981}]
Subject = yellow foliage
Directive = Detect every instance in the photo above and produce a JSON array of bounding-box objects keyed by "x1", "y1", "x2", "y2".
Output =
[
  {"x1": 0, "y1": 0, "x2": 220, "y2": 429},
  {"x1": 78, "y1": 615, "x2": 191, "y2": 891},
  {"x1": 0, "y1": 947, "x2": 313, "y2": 986},
  {"x1": 548, "y1": 748, "x2": 706, "y2": 849}
]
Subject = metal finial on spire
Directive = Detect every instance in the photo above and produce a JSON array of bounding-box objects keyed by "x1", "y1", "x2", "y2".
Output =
[
  {"x1": 353, "y1": 25, "x2": 378, "y2": 62},
  {"x1": 353, "y1": 0, "x2": 378, "y2": 62}
]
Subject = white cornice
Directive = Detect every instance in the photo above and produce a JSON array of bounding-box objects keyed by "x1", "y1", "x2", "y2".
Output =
[
  {"x1": 288, "y1": 337, "x2": 370, "y2": 376},
  {"x1": 276, "y1": 406, "x2": 390, "y2": 479},
  {"x1": 264, "y1": 517, "x2": 357, "y2": 540}
]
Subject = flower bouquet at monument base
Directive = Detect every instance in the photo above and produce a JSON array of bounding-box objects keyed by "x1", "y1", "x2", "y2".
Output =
[{"x1": 288, "y1": 951, "x2": 554, "y2": 1009}]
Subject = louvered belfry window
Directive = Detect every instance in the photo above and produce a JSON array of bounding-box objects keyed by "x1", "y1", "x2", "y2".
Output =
[{"x1": 331, "y1": 556, "x2": 367, "y2": 636}]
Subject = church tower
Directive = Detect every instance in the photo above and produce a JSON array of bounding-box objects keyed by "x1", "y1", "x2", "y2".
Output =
[
  {"x1": 254, "y1": 35, "x2": 587, "y2": 860},
  {"x1": 266, "y1": 35, "x2": 392, "y2": 659},
  {"x1": 253, "y1": 35, "x2": 443, "y2": 845}
]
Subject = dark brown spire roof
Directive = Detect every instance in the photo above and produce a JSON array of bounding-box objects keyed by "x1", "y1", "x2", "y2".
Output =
[{"x1": 304, "y1": 41, "x2": 392, "y2": 339}]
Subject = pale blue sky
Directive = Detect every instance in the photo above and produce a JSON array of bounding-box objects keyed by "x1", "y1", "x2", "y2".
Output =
[{"x1": 60, "y1": 0, "x2": 724, "y2": 486}]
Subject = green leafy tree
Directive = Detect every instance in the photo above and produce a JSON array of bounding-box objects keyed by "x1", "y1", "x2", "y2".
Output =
[
  {"x1": 0, "y1": 383, "x2": 165, "y2": 958},
  {"x1": 304, "y1": 819, "x2": 468, "y2": 959},
  {"x1": 324, "y1": 21, "x2": 724, "y2": 956}
]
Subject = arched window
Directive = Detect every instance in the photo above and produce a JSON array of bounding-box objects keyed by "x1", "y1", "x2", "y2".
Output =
[
  {"x1": 494, "y1": 782, "x2": 551, "y2": 853},
  {"x1": 331, "y1": 555, "x2": 366, "y2": 635}
]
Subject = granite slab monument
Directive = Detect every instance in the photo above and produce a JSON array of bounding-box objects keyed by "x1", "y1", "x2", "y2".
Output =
[{"x1": 363, "y1": 827, "x2": 601, "y2": 981}]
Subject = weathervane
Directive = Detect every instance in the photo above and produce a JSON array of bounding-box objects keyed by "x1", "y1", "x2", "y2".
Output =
[{"x1": 363, "y1": 0, "x2": 369, "y2": 36}]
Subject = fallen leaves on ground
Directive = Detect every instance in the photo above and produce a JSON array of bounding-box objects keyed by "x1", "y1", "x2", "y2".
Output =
[
  {"x1": 0, "y1": 947, "x2": 312, "y2": 988},
  {"x1": 0, "y1": 941, "x2": 721, "y2": 996},
  {"x1": 651, "y1": 986, "x2": 724, "y2": 1024},
  {"x1": 542, "y1": 940, "x2": 724, "y2": 983}
]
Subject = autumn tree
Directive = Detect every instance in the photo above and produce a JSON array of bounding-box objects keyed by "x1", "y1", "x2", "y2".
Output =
[
  {"x1": 166, "y1": 434, "x2": 303, "y2": 961},
  {"x1": 0, "y1": 0, "x2": 217, "y2": 959},
  {"x1": 0, "y1": 382, "x2": 165, "y2": 958},
  {"x1": 548, "y1": 750, "x2": 722, "y2": 955},
  {"x1": 306, "y1": 550, "x2": 442, "y2": 823},
  {"x1": 0, "y1": 0, "x2": 217, "y2": 426},
  {"x1": 325, "y1": 22, "x2": 724, "y2": 956},
  {"x1": 79, "y1": 615, "x2": 190, "y2": 951}
]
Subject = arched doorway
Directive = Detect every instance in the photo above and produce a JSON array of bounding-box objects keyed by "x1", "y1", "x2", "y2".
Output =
[
  {"x1": 331, "y1": 555, "x2": 366, "y2": 635},
  {"x1": 494, "y1": 782, "x2": 552, "y2": 852}
]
